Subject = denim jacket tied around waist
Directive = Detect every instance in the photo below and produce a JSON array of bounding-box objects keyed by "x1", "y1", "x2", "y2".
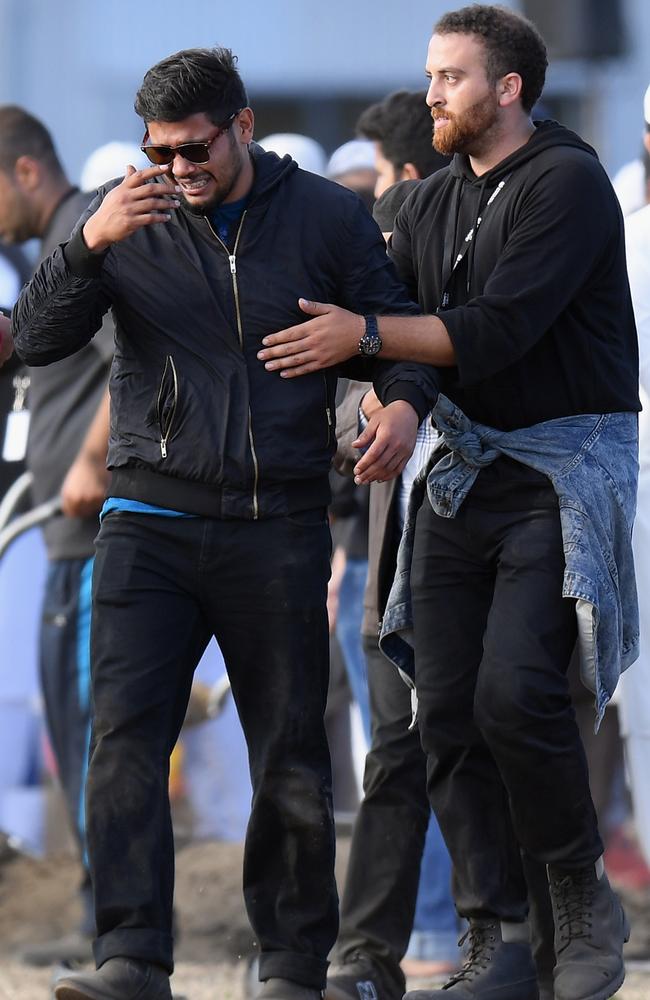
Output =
[{"x1": 379, "y1": 394, "x2": 639, "y2": 727}]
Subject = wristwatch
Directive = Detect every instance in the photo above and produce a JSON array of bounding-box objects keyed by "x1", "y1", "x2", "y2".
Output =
[{"x1": 358, "y1": 315, "x2": 383, "y2": 357}]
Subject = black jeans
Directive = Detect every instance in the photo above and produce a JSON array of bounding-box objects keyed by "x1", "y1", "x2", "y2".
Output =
[
  {"x1": 411, "y1": 479, "x2": 603, "y2": 922},
  {"x1": 87, "y1": 510, "x2": 337, "y2": 989},
  {"x1": 335, "y1": 636, "x2": 431, "y2": 993}
]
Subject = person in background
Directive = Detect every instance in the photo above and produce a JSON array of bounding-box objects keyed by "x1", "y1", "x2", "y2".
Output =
[
  {"x1": 80, "y1": 141, "x2": 148, "y2": 191},
  {"x1": 0, "y1": 105, "x2": 114, "y2": 968},
  {"x1": 357, "y1": 89, "x2": 450, "y2": 200},
  {"x1": 327, "y1": 139, "x2": 377, "y2": 211},
  {"x1": 327, "y1": 179, "x2": 460, "y2": 1000},
  {"x1": 612, "y1": 83, "x2": 650, "y2": 216},
  {"x1": 259, "y1": 133, "x2": 327, "y2": 175}
]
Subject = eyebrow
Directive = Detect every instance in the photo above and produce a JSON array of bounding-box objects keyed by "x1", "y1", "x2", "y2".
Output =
[{"x1": 425, "y1": 65, "x2": 466, "y2": 77}]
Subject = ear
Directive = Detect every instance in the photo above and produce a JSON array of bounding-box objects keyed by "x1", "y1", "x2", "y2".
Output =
[
  {"x1": 643, "y1": 132, "x2": 650, "y2": 157},
  {"x1": 237, "y1": 107, "x2": 255, "y2": 144},
  {"x1": 13, "y1": 154, "x2": 41, "y2": 192},
  {"x1": 498, "y1": 72, "x2": 524, "y2": 109},
  {"x1": 400, "y1": 162, "x2": 422, "y2": 181}
]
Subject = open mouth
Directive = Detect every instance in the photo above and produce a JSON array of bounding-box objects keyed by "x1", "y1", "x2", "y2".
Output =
[{"x1": 177, "y1": 176, "x2": 211, "y2": 195}]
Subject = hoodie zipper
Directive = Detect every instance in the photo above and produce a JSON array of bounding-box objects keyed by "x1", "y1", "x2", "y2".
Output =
[
  {"x1": 205, "y1": 211, "x2": 260, "y2": 519},
  {"x1": 157, "y1": 355, "x2": 178, "y2": 459},
  {"x1": 323, "y1": 374, "x2": 333, "y2": 447}
]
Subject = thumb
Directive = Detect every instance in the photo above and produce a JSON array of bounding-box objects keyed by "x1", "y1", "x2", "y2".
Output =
[
  {"x1": 352, "y1": 420, "x2": 376, "y2": 452},
  {"x1": 298, "y1": 297, "x2": 331, "y2": 316},
  {"x1": 125, "y1": 164, "x2": 137, "y2": 178}
]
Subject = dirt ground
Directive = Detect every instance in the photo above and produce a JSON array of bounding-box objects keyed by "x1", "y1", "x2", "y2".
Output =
[{"x1": 0, "y1": 838, "x2": 649, "y2": 999}]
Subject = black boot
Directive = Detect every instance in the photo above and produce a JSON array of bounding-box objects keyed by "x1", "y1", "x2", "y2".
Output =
[
  {"x1": 403, "y1": 918, "x2": 538, "y2": 999},
  {"x1": 326, "y1": 950, "x2": 404, "y2": 1000},
  {"x1": 548, "y1": 861, "x2": 630, "y2": 1000},
  {"x1": 258, "y1": 979, "x2": 323, "y2": 999},
  {"x1": 53, "y1": 957, "x2": 172, "y2": 1000}
]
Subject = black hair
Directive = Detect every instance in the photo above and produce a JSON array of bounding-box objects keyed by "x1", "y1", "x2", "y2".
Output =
[
  {"x1": 0, "y1": 105, "x2": 63, "y2": 174},
  {"x1": 357, "y1": 90, "x2": 449, "y2": 178},
  {"x1": 434, "y1": 4, "x2": 547, "y2": 113},
  {"x1": 134, "y1": 47, "x2": 248, "y2": 125}
]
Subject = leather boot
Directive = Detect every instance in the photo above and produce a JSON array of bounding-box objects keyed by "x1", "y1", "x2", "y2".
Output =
[
  {"x1": 403, "y1": 918, "x2": 538, "y2": 999},
  {"x1": 548, "y1": 861, "x2": 629, "y2": 1000},
  {"x1": 53, "y1": 957, "x2": 172, "y2": 1000}
]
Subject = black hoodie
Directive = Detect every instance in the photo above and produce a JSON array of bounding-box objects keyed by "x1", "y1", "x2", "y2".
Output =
[
  {"x1": 390, "y1": 121, "x2": 640, "y2": 431},
  {"x1": 12, "y1": 145, "x2": 438, "y2": 520}
]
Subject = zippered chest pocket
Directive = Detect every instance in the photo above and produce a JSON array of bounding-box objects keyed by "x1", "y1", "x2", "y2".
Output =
[{"x1": 156, "y1": 355, "x2": 179, "y2": 459}]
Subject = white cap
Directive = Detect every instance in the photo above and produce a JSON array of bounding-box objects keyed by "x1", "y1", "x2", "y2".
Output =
[
  {"x1": 80, "y1": 141, "x2": 149, "y2": 191},
  {"x1": 326, "y1": 140, "x2": 375, "y2": 179},
  {"x1": 644, "y1": 83, "x2": 650, "y2": 126},
  {"x1": 258, "y1": 133, "x2": 327, "y2": 175}
]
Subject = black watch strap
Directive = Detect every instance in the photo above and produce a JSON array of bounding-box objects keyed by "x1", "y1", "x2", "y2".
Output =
[{"x1": 358, "y1": 315, "x2": 383, "y2": 356}]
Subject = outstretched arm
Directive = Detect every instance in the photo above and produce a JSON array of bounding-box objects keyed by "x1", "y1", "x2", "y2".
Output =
[{"x1": 257, "y1": 297, "x2": 455, "y2": 376}]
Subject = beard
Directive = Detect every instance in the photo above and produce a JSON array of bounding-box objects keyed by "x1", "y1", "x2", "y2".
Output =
[
  {"x1": 175, "y1": 132, "x2": 243, "y2": 216},
  {"x1": 432, "y1": 91, "x2": 499, "y2": 157}
]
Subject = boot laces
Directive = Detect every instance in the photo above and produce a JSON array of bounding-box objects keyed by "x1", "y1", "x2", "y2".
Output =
[
  {"x1": 442, "y1": 922, "x2": 498, "y2": 988},
  {"x1": 550, "y1": 870, "x2": 594, "y2": 946}
]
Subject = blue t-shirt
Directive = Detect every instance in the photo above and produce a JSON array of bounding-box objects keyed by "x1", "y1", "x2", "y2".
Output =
[
  {"x1": 210, "y1": 194, "x2": 249, "y2": 246},
  {"x1": 101, "y1": 498, "x2": 195, "y2": 520}
]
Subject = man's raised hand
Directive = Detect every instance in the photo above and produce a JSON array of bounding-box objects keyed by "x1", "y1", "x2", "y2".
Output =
[{"x1": 82, "y1": 164, "x2": 181, "y2": 253}]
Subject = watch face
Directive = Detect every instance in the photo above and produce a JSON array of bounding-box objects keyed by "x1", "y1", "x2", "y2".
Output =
[{"x1": 360, "y1": 334, "x2": 382, "y2": 356}]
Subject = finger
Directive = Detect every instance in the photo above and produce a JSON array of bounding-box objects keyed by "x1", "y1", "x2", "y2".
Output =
[
  {"x1": 131, "y1": 212, "x2": 174, "y2": 226},
  {"x1": 351, "y1": 424, "x2": 377, "y2": 450},
  {"x1": 259, "y1": 339, "x2": 310, "y2": 362},
  {"x1": 260, "y1": 323, "x2": 311, "y2": 350},
  {"x1": 263, "y1": 345, "x2": 313, "y2": 369},
  {"x1": 353, "y1": 438, "x2": 390, "y2": 478},
  {"x1": 279, "y1": 360, "x2": 322, "y2": 378},
  {"x1": 129, "y1": 195, "x2": 181, "y2": 214},
  {"x1": 298, "y1": 298, "x2": 332, "y2": 316},
  {"x1": 355, "y1": 449, "x2": 402, "y2": 482},
  {"x1": 124, "y1": 163, "x2": 171, "y2": 186},
  {"x1": 131, "y1": 184, "x2": 181, "y2": 201}
]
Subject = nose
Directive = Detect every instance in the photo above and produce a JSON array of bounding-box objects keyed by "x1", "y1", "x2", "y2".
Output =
[
  {"x1": 426, "y1": 79, "x2": 444, "y2": 109},
  {"x1": 170, "y1": 152, "x2": 201, "y2": 178}
]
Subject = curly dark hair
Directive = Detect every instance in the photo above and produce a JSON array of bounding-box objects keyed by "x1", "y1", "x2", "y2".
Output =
[
  {"x1": 356, "y1": 90, "x2": 449, "y2": 178},
  {"x1": 434, "y1": 5, "x2": 547, "y2": 113},
  {"x1": 134, "y1": 47, "x2": 248, "y2": 125}
]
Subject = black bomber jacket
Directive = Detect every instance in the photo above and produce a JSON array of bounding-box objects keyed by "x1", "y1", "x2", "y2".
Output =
[{"x1": 12, "y1": 144, "x2": 439, "y2": 519}]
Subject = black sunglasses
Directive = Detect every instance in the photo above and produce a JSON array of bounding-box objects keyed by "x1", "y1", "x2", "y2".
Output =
[{"x1": 141, "y1": 110, "x2": 243, "y2": 165}]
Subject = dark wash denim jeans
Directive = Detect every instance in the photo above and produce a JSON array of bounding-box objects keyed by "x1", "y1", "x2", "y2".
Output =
[
  {"x1": 411, "y1": 475, "x2": 603, "y2": 922},
  {"x1": 87, "y1": 509, "x2": 337, "y2": 988}
]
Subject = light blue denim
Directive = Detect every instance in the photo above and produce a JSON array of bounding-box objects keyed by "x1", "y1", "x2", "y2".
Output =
[
  {"x1": 406, "y1": 810, "x2": 461, "y2": 963},
  {"x1": 380, "y1": 394, "x2": 639, "y2": 727},
  {"x1": 335, "y1": 557, "x2": 371, "y2": 741}
]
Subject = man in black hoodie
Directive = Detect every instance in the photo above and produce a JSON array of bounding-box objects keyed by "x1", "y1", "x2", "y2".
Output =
[
  {"x1": 11, "y1": 47, "x2": 439, "y2": 1000},
  {"x1": 261, "y1": 7, "x2": 639, "y2": 1000}
]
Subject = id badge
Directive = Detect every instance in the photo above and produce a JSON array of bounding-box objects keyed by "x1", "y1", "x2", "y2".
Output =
[{"x1": 2, "y1": 409, "x2": 30, "y2": 461}]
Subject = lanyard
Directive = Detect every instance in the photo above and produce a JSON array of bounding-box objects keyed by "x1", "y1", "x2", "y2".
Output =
[{"x1": 440, "y1": 175, "x2": 509, "y2": 309}]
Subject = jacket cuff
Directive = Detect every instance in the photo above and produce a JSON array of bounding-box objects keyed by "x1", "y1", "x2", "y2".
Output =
[
  {"x1": 63, "y1": 226, "x2": 108, "y2": 278},
  {"x1": 380, "y1": 382, "x2": 432, "y2": 422}
]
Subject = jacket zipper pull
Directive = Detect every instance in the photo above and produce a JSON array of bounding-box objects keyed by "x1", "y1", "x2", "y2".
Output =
[
  {"x1": 326, "y1": 407, "x2": 332, "y2": 427},
  {"x1": 161, "y1": 439, "x2": 167, "y2": 459},
  {"x1": 229, "y1": 255, "x2": 236, "y2": 275}
]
